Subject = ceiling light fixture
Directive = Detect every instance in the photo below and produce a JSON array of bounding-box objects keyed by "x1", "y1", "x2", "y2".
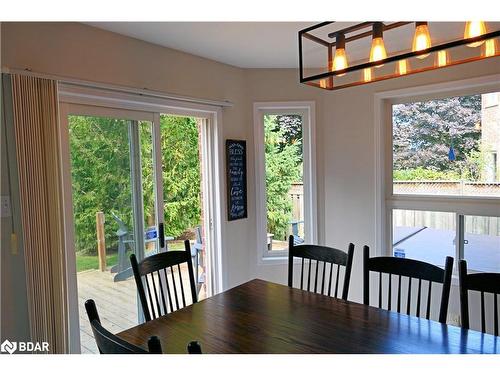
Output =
[{"x1": 299, "y1": 21, "x2": 500, "y2": 91}]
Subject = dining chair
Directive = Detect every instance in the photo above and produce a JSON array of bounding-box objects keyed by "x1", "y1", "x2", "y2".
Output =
[
  {"x1": 130, "y1": 240, "x2": 198, "y2": 321},
  {"x1": 187, "y1": 341, "x2": 203, "y2": 354},
  {"x1": 84, "y1": 299, "x2": 162, "y2": 354},
  {"x1": 459, "y1": 259, "x2": 500, "y2": 335},
  {"x1": 363, "y1": 245, "x2": 453, "y2": 323},
  {"x1": 288, "y1": 235, "x2": 354, "y2": 300}
]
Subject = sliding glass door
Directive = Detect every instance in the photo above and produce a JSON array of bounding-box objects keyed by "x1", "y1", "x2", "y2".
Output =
[{"x1": 60, "y1": 102, "x2": 214, "y2": 353}]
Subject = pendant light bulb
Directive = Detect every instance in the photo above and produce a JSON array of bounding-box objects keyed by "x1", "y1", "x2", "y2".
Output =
[
  {"x1": 397, "y1": 60, "x2": 409, "y2": 75},
  {"x1": 464, "y1": 21, "x2": 486, "y2": 47},
  {"x1": 332, "y1": 33, "x2": 348, "y2": 76},
  {"x1": 437, "y1": 50, "x2": 449, "y2": 67},
  {"x1": 484, "y1": 39, "x2": 497, "y2": 57},
  {"x1": 412, "y1": 22, "x2": 431, "y2": 59},
  {"x1": 369, "y1": 23, "x2": 387, "y2": 67}
]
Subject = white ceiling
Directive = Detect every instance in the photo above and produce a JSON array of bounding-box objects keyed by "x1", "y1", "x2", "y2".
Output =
[
  {"x1": 85, "y1": 22, "x2": 500, "y2": 69},
  {"x1": 85, "y1": 22, "x2": 313, "y2": 68}
]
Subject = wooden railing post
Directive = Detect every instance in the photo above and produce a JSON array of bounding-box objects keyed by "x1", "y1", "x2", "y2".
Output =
[{"x1": 96, "y1": 211, "x2": 106, "y2": 272}]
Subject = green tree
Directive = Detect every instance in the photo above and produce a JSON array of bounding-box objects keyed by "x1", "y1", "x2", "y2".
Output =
[
  {"x1": 69, "y1": 115, "x2": 202, "y2": 255},
  {"x1": 393, "y1": 95, "x2": 481, "y2": 176},
  {"x1": 160, "y1": 115, "x2": 201, "y2": 238},
  {"x1": 69, "y1": 115, "x2": 133, "y2": 254},
  {"x1": 264, "y1": 115, "x2": 302, "y2": 240}
]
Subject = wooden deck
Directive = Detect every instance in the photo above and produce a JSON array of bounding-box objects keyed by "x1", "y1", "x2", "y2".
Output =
[{"x1": 77, "y1": 265, "x2": 205, "y2": 354}]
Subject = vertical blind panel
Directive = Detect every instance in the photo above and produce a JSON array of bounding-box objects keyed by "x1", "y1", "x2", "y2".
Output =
[{"x1": 11, "y1": 74, "x2": 67, "y2": 353}]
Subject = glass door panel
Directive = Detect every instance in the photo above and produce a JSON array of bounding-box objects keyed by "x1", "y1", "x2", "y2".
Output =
[
  {"x1": 68, "y1": 113, "x2": 157, "y2": 353},
  {"x1": 159, "y1": 114, "x2": 206, "y2": 300}
]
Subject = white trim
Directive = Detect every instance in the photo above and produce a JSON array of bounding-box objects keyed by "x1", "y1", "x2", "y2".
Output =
[
  {"x1": 374, "y1": 73, "x2": 500, "y2": 258},
  {"x1": 253, "y1": 101, "x2": 317, "y2": 265},
  {"x1": 58, "y1": 103, "x2": 80, "y2": 354}
]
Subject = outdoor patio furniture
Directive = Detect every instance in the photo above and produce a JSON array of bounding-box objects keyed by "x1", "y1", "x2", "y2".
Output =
[
  {"x1": 193, "y1": 226, "x2": 205, "y2": 293},
  {"x1": 110, "y1": 212, "x2": 168, "y2": 282},
  {"x1": 290, "y1": 220, "x2": 304, "y2": 245}
]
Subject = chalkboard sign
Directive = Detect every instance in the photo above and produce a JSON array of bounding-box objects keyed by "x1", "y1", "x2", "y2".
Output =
[{"x1": 226, "y1": 139, "x2": 247, "y2": 221}]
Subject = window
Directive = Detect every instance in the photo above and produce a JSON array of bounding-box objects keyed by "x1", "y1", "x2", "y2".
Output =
[
  {"x1": 392, "y1": 92, "x2": 500, "y2": 198},
  {"x1": 254, "y1": 102, "x2": 316, "y2": 259},
  {"x1": 381, "y1": 81, "x2": 500, "y2": 273}
]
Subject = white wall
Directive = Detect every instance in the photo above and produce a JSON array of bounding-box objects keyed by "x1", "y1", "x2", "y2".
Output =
[{"x1": 1, "y1": 22, "x2": 500, "y2": 341}]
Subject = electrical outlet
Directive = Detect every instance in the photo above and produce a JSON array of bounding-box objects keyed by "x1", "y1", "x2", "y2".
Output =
[
  {"x1": 1, "y1": 196, "x2": 11, "y2": 218},
  {"x1": 447, "y1": 313, "x2": 461, "y2": 327}
]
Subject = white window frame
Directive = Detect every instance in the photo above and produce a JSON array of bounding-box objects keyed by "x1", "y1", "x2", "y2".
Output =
[
  {"x1": 374, "y1": 74, "x2": 500, "y2": 273},
  {"x1": 58, "y1": 84, "x2": 227, "y2": 353},
  {"x1": 253, "y1": 101, "x2": 317, "y2": 263}
]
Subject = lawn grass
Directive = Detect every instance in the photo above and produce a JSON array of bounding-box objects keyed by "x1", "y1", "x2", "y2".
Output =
[
  {"x1": 75, "y1": 252, "x2": 119, "y2": 273},
  {"x1": 75, "y1": 241, "x2": 186, "y2": 273}
]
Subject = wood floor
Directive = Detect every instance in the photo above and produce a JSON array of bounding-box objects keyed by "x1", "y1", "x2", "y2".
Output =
[{"x1": 77, "y1": 265, "x2": 205, "y2": 354}]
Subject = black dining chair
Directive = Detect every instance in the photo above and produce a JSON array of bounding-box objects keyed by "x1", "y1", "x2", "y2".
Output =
[
  {"x1": 363, "y1": 245, "x2": 453, "y2": 323},
  {"x1": 288, "y1": 235, "x2": 354, "y2": 300},
  {"x1": 130, "y1": 240, "x2": 198, "y2": 321},
  {"x1": 459, "y1": 259, "x2": 500, "y2": 335},
  {"x1": 84, "y1": 299, "x2": 162, "y2": 354},
  {"x1": 187, "y1": 341, "x2": 203, "y2": 354}
]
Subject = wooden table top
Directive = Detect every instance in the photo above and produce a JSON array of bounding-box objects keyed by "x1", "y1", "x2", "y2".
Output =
[{"x1": 118, "y1": 279, "x2": 500, "y2": 354}]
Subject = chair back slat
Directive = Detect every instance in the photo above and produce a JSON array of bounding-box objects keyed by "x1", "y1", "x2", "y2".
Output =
[
  {"x1": 458, "y1": 259, "x2": 500, "y2": 335},
  {"x1": 300, "y1": 258, "x2": 304, "y2": 290},
  {"x1": 288, "y1": 236, "x2": 354, "y2": 300},
  {"x1": 406, "y1": 277, "x2": 412, "y2": 316},
  {"x1": 481, "y1": 291, "x2": 486, "y2": 333},
  {"x1": 416, "y1": 278, "x2": 422, "y2": 318},
  {"x1": 321, "y1": 261, "x2": 326, "y2": 295},
  {"x1": 314, "y1": 260, "x2": 319, "y2": 293},
  {"x1": 387, "y1": 274, "x2": 392, "y2": 311},
  {"x1": 397, "y1": 275, "x2": 402, "y2": 313},
  {"x1": 494, "y1": 294, "x2": 498, "y2": 336},
  {"x1": 328, "y1": 263, "x2": 333, "y2": 297},
  {"x1": 378, "y1": 272, "x2": 382, "y2": 308},
  {"x1": 307, "y1": 259, "x2": 312, "y2": 292},
  {"x1": 334, "y1": 264, "x2": 340, "y2": 298},
  {"x1": 363, "y1": 246, "x2": 453, "y2": 324},
  {"x1": 130, "y1": 240, "x2": 198, "y2": 321}
]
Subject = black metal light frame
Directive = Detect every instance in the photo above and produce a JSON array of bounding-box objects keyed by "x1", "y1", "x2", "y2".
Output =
[{"x1": 299, "y1": 22, "x2": 500, "y2": 90}]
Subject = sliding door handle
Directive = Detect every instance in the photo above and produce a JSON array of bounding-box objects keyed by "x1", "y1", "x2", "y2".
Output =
[{"x1": 159, "y1": 223, "x2": 165, "y2": 248}]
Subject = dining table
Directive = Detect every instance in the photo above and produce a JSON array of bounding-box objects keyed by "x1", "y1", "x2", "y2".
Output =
[{"x1": 117, "y1": 278, "x2": 500, "y2": 354}]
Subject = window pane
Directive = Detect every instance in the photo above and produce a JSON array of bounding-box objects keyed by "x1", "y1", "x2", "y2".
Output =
[
  {"x1": 464, "y1": 215, "x2": 500, "y2": 272},
  {"x1": 392, "y1": 92, "x2": 500, "y2": 197},
  {"x1": 264, "y1": 114, "x2": 304, "y2": 251},
  {"x1": 392, "y1": 209, "x2": 455, "y2": 266}
]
